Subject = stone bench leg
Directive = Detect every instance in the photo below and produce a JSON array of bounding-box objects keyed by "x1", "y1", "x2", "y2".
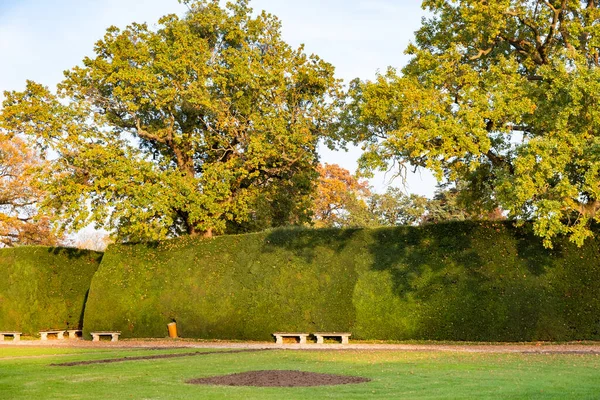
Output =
[
  {"x1": 275, "y1": 335, "x2": 283, "y2": 345},
  {"x1": 316, "y1": 335, "x2": 324, "y2": 344},
  {"x1": 40, "y1": 332, "x2": 48, "y2": 341},
  {"x1": 57, "y1": 331, "x2": 65, "y2": 340},
  {"x1": 13, "y1": 334, "x2": 20, "y2": 342},
  {"x1": 92, "y1": 334, "x2": 99, "y2": 342},
  {"x1": 111, "y1": 334, "x2": 119, "y2": 342},
  {"x1": 341, "y1": 336, "x2": 349, "y2": 345},
  {"x1": 0, "y1": 334, "x2": 4, "y2": 341},
  {"x1": 69, "y1": 331, "x2": 82, "y2": 340},
  {"x1": 299, "y1": 335, "x2": 307, "y2": 344}
]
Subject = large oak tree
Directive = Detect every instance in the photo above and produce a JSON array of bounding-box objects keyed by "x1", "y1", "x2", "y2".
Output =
[
  {"x1": 1, "y1": 0, "x2": 340, "y2": 241},
  {"x1": 340, "y1": 0, "x2": 600, "y2": 246}
]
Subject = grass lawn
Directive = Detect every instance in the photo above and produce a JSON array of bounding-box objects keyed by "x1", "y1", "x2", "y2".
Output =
[{"x1": 1, "y1": 347, "x2": 599, "y2": 399}]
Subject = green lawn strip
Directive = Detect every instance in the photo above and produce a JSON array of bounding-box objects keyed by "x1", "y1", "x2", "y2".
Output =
[
  {"x1": 1, "y1": 349, "x2": 599, "y2": 399},
  {"x1": 0, "y1": 346, "x2": 199, "y2": 358},
  {"x1": 0, "y1": 347, "x2": 117, "y2": 358},
  {"x1": 291, "y1": 350, "x2": 600, "y2": 398}
]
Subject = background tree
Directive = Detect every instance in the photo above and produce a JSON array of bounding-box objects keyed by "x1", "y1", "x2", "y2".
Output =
[
  {"x1": 0, "y1": 0, "x2": 339, "y2": 241},
  {"x1": 425, "y1": 185, "x2": 507, "y2": 224},
  {"x1": 367, "y1": 187, "x2": 428, "y2": 226},
  {"x1": 0, "y1": 132, "x2": 57, "y2": 247},
  {"x1": 339, "y1": 0, "x2": 600, "y2": 247},
  {"x1": 311, "y1": 164, "x2": 500, "y2": 229},
  {"x1": 311, "y1": 163, "x2": 374, "y2": 228}
]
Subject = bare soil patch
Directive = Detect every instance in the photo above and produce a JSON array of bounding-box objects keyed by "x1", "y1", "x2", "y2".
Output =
[
  {"x1": 50, "y1": 349, "x2": 269, "y2": 367},
  {"x1": 186, "y1": 370, "x2": 371, "y2": 387}
]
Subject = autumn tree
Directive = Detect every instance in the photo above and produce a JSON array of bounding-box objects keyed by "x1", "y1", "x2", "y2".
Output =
[
  {"x1": 339, "y1": 0, "x2": 600, "y2": 247},
  {"x1": 0, "y1": 133, "x2": 57, "y2": 247},
  {"x1": 312, "y1": 163, "x2": 374, "y2": 228},
  {"x1": 0, "y1": 0, "x2": 340, "y2": 241}
]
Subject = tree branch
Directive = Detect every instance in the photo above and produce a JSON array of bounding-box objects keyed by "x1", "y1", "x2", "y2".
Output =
[
  {"x1": 134, "y1": 118, "x2": 165, "y2": 143},
  {"x1": 469, "y1": 46, "x2": 495, "y2": 61},
  {"x1": 485, "y1": 150, "x2": 515, "y2": 174}
]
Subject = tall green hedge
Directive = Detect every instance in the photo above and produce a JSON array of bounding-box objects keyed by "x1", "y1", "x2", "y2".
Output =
[
  {"x1": 0, "y1": 247, "x2": 103, "y2": 335},
  {"x1": 83, "y1": 222, "x2": 600, "y2": 341}
]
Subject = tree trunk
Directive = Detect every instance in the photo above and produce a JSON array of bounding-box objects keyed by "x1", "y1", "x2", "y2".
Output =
[{"x1": 185, "y1": 221, "x2": 213, "y2": 239}]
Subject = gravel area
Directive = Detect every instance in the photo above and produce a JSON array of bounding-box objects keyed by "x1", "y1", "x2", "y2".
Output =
[{"x1": 2, "y1": 338, "x2": 600, "y2": 354}]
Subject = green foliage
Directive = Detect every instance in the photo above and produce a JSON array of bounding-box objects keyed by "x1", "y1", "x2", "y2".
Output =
[
  {"x1": 84, "y1": 223, "x2": 600, "y2": 341},
  {"x1": 339, "y1": 0, "x2": 600, "y2": 247},
  {"x1": 0, "y1": 247, "x2": 102, "y2": 334},
  {"x1": 421, "y1": 185, "x2": 501, "y2": 224},
  {"x1": 0, "y1": 0, "x2": 340, "y2": 241},
  {"x1": 367, "y1": 187, "x2": 429, "y2": 226}
]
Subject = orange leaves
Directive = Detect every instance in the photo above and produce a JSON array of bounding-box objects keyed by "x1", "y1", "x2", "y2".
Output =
[
  {"x1": 0, "y1": 133, "x2": 57, "y2": 247},
  {"x1": 312, "y1": 163, "x2": 372, "y2": 228}
]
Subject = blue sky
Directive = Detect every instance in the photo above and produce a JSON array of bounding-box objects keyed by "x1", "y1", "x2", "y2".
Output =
[{"x1": 0, "y1": 0, "x2": 436, "y2": 196}]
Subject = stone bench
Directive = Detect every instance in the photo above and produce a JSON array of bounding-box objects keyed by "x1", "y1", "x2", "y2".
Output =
[
  {"x1": 0, "y1": 332, "x2": 22, "y2": 341},
  {"x1": 313, "y1": 332, "x2": 351, "y2": 344},
  {"x1": 273, "y1": 332, "x2": 309, "y2": 345},
  {"x1": 40, "y1": 330, "x2": 66, "y2": 340},
  {"x1": 67, "y1": 329, "x2": 82, "y2": 339},
  {"x1": 91, "y1": 331, "x2": 121, "y2": 342}
]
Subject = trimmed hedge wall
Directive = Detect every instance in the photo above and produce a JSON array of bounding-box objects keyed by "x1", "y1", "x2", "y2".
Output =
[
  {"x1": 83, "y1": 222, "x2": 600, "y2": 341},
  {"x1": 0, "y1": 247, "x2": 103, "y2": 335}
]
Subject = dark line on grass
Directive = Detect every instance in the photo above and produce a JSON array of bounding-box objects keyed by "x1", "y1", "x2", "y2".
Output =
[
  {"x1": 49, "y1": 349, "x2": 271, "y2": 367},
  {"x1": 519, "y1": 350, "x2": 600, "y2": 355}
]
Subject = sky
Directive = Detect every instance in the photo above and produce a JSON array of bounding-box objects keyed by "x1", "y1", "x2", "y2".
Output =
[{"x1": 0, "y1": 0, "x2": 437, "y2": 196}]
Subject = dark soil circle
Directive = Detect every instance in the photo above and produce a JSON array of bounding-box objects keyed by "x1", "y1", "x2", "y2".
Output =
[{"x1": 186, "y1": 370, "x2": 371, "y2": 387}]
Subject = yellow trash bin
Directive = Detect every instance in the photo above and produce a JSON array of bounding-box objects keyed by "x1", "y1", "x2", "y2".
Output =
[{"x1": 167, "y1": 322, "x2": 177, "y2": 338}]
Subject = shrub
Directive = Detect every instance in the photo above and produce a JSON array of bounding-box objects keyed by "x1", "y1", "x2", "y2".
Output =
[
  {"x1": 0, "y1": 247, "x2": 103, "y2": 335},
  {"x1": 83, "y1": 222, "x2": 600, "y2": 341}
]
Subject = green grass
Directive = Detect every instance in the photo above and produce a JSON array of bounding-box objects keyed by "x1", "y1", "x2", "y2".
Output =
[
  {"x1": 1, "y1": 348, "x2": 599, "y2": 399},
  {"x1": 0, "y1": 346, "x2": 219, "y2": 359}
]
